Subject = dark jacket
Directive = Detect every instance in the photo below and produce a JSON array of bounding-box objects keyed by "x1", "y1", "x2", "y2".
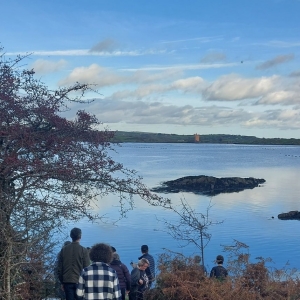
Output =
[
  {"x1": 58, "y1": 241, "x2": 90, "y2": 283},
  {"x1": 110, "y1": 259, "x2": 131, "y2": 290},
  {"x1": 210, "y1": 265, "x2": 228, "y2": 281},
  {"x1": 130, "y1": 267, "x2": 148, "y2": 294},
  {"x1": 138, "y1": 253, "x2": 155, "y2": 285}
]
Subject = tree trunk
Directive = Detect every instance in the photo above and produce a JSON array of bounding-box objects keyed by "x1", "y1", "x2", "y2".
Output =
[
  {"x1": 4, "y1": 237, "x2": 12, "y2": 300},
  {"x1": 200, "y1": 230, "x2": 205, "y2": 268}
]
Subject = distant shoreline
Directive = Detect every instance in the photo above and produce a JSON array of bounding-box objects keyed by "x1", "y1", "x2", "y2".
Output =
[{"x1": 112, "y1": 131, "x2": 300, "y2": 145}]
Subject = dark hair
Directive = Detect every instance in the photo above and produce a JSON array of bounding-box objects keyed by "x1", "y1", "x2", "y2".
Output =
[
  {"x1": 141, "y1": 245, "x2": 148, "y2": 253},
  {"x1": 111, "y1": 246, "x2": 116, "y2": 252},
  {"x1": 89, "y1": 243, "x2": 113, "y2": 264},
  {"x1": 216, "y1": 255, "x2": 224, "y2": 264},
  {"x1": 70, "y1": 228, "x2": 82, "y2": 241}
]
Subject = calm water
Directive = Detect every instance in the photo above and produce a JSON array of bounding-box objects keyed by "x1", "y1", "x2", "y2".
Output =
[{"x1": 66, "y1": 143, "x2": 300, "y2": 272}]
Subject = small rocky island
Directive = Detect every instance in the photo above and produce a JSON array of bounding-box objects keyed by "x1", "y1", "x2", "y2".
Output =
[
  {"x1": 151, "y1": 175, "x2": 265, "y2": 196},
  {"x1": 278, "y1": 211, "x2": 300, "y2": 220}
]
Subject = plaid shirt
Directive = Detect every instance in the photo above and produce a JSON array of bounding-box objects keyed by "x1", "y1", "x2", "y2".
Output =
[{"x1": 76, "y1": 262, "x2": 122, "y2": 300}]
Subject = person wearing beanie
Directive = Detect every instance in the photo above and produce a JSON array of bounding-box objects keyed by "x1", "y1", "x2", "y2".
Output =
[{"x1": 210, "y1": 254, "x2": 228, "y2": 281}]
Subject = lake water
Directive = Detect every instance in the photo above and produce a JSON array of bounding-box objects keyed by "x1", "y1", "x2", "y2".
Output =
[{"x1": 66, "y1": 143, "x2": 300, "y2": 273}]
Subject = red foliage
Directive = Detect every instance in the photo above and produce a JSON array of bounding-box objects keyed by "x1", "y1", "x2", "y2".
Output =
[{"x1": 0, "y1": 48, "x2": 169, "y2": 298}]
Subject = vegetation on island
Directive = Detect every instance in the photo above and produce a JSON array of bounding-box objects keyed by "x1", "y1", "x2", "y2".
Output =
[
  {"x1": 152, "y1": 175, "x2": 265, "y2": 196},
  {"x1": 112, "y1": 131, "x2": 300, "y2": 145}
]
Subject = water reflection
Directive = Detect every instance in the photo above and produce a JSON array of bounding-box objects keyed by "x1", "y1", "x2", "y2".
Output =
[{"x1": 65, "y1": 144, "x2": 300, "y2": 271}]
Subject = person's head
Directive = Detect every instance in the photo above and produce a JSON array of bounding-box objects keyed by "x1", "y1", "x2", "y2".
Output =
[
  {"x1": 141, "y1": 245, "x2": 148, "y2": 253},
  {"x1": 89, "y1": 243, "x2": 113, "y2": 264},
  {"x1": 194, "y1": 255, "x2": 201, "y2": 264},
  {"x1": 216, "y1": 255, "x2": 224, "y2": 264},
  {"x1": 70, "y1": 228, "x2": 82, "y2": 242},
  {"x1": 112, "y1": 252, "x2": 120, "y2": 261},
  {"x1": 137, "y1": 258, "x2": 149, "y2": 270}
]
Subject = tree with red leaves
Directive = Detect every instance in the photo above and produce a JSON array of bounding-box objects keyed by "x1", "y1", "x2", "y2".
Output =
[{"x1": 0, "y1": 48, "x2": 169, "y2": 299}]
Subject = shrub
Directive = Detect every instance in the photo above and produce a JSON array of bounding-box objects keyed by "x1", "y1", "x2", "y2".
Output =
[{"x1": 145, "y1": 251, "x2": 300, "y2": 300}]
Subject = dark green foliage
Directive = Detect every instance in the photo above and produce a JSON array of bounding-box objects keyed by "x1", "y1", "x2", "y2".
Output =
[{"x1": 112, "y1": 131, "x2": 300, "y2": 145}]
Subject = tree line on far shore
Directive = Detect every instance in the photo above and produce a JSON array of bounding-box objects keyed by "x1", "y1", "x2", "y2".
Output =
[{"x1": 112, "y1": 131, "x2": 300, "y2": 145}]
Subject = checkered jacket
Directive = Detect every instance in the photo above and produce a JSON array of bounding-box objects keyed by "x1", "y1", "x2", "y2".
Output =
[{"x1": 76, "y1": 262, "x2": 122, "y2": 299}]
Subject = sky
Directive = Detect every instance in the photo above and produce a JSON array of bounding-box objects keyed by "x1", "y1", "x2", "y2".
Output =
[{"x1": 1, "y1": 0, "x2": 300, "y2": 138}]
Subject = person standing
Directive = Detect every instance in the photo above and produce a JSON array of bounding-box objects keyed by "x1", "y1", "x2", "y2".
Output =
[
  {"x1": 138, "y1": 245, "x2": 155, "y2": 288},
  {"x1": 210, "y1": 255, "x2": 228, "y2": 281},
  {"x1": 76, "y1": 243, "x2": 121, "y2": 299},
  {"x1": 110, "y1": 252, "x2": 131, "y2": 300},
  {"x1": 194, "y1": 255, "x2": 207, "y2": 276},
  {"x1": 130, "y1": 258, "x2": 149, "y2": 300},
  {"x1": 58, "y1": 228, "x2": 90, "y2": 300},
  {"x1": 54, "y1": 241, "x2": 71, "y2": 299}
]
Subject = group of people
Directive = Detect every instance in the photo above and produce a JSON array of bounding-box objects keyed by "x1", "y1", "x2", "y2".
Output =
[
  {"x1": 56, "y1": 227, "x2": 228, "y2": 300},
  {"x1": 57, "y1": 227, "x2": 155, "y2": 300}
]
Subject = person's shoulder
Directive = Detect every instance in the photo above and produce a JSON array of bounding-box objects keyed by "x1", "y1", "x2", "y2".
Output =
[
  {"x1": 81, "y1": 245, "x2": 89, "y2": 252},
  {"x1": 107, "y1": 264, "x2": 118, "y2": 271},
  {"x1": 131, "y1": 267, "x2": 139, "y2": 274},
  {"x1": 120, "y1": 262, "x2": 130, "y2": 273},
  {"x1": 60, "y1": 242, "x2": 73, "y2": 253},
  {"x1": 120, "y1": 262, "x2": 129, "y2": 269},
  {"x1": 144, "y1": 253, "x2": 154, "y2": 260},
  {"x1": 210, "y1": 266, "x2": 218, "y2": 273}
]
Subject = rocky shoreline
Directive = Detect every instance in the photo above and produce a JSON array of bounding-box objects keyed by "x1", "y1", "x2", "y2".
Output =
[
  {"x1": 152, "y1": 175, "x2": 265, "y2": 196},
  {"x1": 278, "y1": 211, "x2": 300, "y2": 220}
]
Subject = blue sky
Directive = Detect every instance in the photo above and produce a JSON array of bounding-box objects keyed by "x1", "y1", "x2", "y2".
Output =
[{"x1": 1, "y1": 0, "x2": 300, "y2": 138}]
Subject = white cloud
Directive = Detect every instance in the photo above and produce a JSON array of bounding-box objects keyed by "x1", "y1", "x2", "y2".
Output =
[
  {"x1": 171, "y1": 77, "x2": 205, "y2": 93},
  {"x1": 74, "y1": 99, "x2": 249, "y2": 127},
  {"x1": 58, "y1": 64, "x2": 124, "y2": 87},
  {"x1": 80, "y1": 98, "x2": 300, "y2": 131},
  {"x1": 258, "y1": 90, "x2": 300, "y2": 105},
  {"x1": 161, "y1": 36, "x2": 223, "y2": 44},
  {"x1": 244, "y1": 109, "x2": 300, "y2": 130},
  {"x1": 203, "y1": 74, "x2": 279, "y2": 101},
  {"x1": 30, "y1": 59, "x2": 67, "y2": 74},
  {"x1": 108, "y1": 84, "x2": 168, "y2": 101},
  {"x1": 7, "y1": 49, "x2": 167, "y2": 57},
  {"x1": 262, "y1": 40, "x2": 300, "y2": 48},
  {"x1": 121, "y1": 62, "x2": 237, "y2": 72}
]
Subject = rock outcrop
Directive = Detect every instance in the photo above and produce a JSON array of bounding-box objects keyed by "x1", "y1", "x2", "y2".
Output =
[
  {"x1": 278, "y1": 211, "x2": 300, "y2": 220},
  {"x1": 151, "y1": 175, "x2": 265, "y2": 196}
]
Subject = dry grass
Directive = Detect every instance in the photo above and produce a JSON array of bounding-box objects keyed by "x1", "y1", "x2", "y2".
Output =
[{"x1": 145, "y1": 252, "x2": 300, "y2": 300}]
